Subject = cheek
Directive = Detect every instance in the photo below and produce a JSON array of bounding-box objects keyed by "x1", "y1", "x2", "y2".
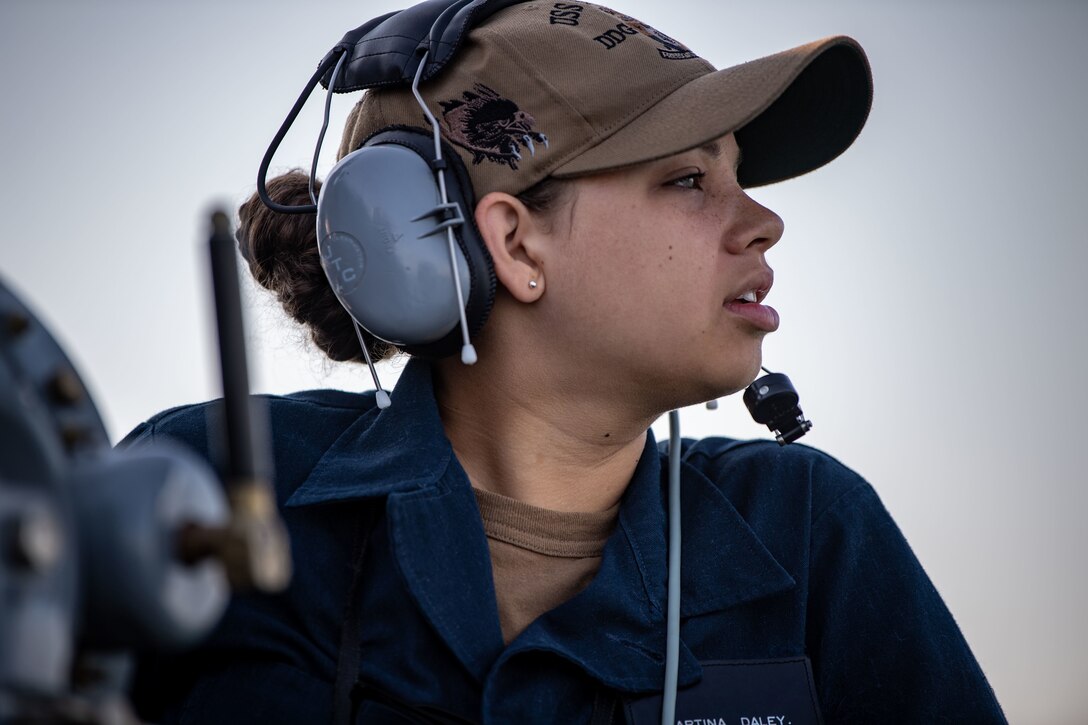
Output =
[
  {"x1": 549, "y1": 183, "x2": 729, "y2": 327},
  {"x1": 653, "y1": 221, "x2": 726, "y2": 312},
  {"x1": 555, "y1": 203, "x2": 643, "y2": 296},
  {"x1": 576, "y1": 251, "x2": 722, "y2": 356},
  {"x1": 576, "y1": 230, "x2": 674, "y2": 307}
]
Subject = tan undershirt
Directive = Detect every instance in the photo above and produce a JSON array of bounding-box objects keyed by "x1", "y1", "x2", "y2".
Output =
[{"x1": 472, "y1": 487, "x2": 620, "y2": 645}]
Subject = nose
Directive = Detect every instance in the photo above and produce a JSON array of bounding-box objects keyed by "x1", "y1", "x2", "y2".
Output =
[{"x1": 729, "y1": 191, "x2": 784, "y2": 255}]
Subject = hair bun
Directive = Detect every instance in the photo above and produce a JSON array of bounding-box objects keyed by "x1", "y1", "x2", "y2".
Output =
[{"x1": 237, "y1": 171, "x2": 395, "y2": 364}]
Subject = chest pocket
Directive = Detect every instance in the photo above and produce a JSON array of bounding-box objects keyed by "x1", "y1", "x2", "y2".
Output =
[{"x1": 623, "y1": 657, "x2": 823, "y2": 725}]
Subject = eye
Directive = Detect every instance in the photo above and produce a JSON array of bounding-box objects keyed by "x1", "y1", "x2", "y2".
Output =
[{"x1": 667, "y1": 171, "x2": 705, "y2": 190}]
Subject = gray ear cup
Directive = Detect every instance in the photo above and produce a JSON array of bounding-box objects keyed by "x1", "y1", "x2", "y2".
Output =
[
  {"x1": 317, "y1": 144, "x2": 469, "y2": 345},
  {"x1": 315, "y1": 127, "x2": 495, "y2": 359}
]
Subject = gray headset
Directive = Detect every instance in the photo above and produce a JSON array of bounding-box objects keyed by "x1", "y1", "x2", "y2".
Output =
[
  {"x1": 315, "y1": 125, "x2": 495, "y2": 362},
  {"x1": 257, "y1": 0, "x2": 528, "y2": 378}
]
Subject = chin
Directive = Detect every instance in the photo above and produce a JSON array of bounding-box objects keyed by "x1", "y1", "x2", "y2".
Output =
[
  {"x1": 711, "y1": 344, "x2": 763, "y2": 394},
  {"x1": 670, "y1": 362, "x2": 760, "y2": 411},
  {"x1": 627, "y1": 340, "x2": 764, "y2": 412}
]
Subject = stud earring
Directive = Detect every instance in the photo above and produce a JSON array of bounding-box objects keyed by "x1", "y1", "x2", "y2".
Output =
[{"x1": 528, "y1": 280, "x2": 538, "y2": 289}]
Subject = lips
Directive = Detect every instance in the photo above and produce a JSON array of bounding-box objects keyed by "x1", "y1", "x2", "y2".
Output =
[
  {"x1": 723, "y1": 299, "x2": 779, "y2": 331},
  {"x1": 724, "y1": 270, "x2": 778, "y2": 331}
]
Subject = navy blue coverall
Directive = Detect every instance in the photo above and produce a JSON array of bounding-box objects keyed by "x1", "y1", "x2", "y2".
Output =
[{"x1": 124, "y1": 358, "x2": 1005, "y2": 723}]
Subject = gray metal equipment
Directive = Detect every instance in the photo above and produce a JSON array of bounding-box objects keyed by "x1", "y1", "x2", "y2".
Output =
[
  {"x1": 0, "y1": 211, "x2": 291, "y2": 723},
  {"x1": 0, "y1": 276, "x2": 227, "y2": 723}
]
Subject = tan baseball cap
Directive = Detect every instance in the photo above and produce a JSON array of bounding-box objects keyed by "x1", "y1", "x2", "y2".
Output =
[{"x1": 338, "y1": 2, "x2": 873, "y2": 199}]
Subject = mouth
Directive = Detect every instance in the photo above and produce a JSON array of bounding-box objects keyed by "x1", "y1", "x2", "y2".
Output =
[
  {"x1": 723, "y1": 273, "x2": 778, "y2": 332},
  {"x1": 730, "y1": 288, "x2": 768, "y2": 305}
]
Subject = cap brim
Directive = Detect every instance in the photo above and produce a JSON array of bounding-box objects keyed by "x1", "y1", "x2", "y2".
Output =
[{"x1": 551, "y1": 36, "x2": 873, "y2": 188}]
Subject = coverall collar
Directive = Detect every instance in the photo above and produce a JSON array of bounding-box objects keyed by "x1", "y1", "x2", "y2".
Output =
[
  {"x1": 286, "y1": 358, "x2": 454, "y2": 504},
  {"x1": 286, "y1": 358, "x2": 795, "y2": 690}
]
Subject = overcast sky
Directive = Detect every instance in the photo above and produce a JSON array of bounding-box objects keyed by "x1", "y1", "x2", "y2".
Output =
[{"x1": 2, "y1": 1, "x2": 1086, "y2": 720}]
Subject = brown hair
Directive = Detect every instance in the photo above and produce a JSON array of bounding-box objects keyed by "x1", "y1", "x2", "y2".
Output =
[{"x1": 236, "y1": 170, "x2": 572, "y2": 364}]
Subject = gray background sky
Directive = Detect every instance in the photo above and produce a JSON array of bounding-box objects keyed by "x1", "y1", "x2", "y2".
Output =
[{"x1": 2, "y1": 0, "x2": 1086, "y2": 721}]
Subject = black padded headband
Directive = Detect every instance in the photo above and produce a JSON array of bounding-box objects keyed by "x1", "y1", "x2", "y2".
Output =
[{"x1": 318, "y1": 0, "x2": 527, "y2": 93}]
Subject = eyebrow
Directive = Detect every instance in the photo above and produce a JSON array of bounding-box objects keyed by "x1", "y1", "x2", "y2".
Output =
[{"x1": 698, "y1": 140, "x2": 743, "y2": 172}]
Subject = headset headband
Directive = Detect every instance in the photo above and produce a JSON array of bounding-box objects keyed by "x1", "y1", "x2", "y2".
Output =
[
  {"x1": 258, "y1": 0, "x2": 526, "y2": 215},
  {"x1": 321, "y1": 0, "x2": 526, "y2": 92}
]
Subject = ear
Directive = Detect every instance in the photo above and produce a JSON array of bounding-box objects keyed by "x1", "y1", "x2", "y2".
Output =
[{"x1": 474, "y1": 192, "x2": 547, "y2": 303}]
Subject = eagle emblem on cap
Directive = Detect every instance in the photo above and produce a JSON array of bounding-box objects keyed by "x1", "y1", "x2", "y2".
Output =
[{"x1": 438, "y1": 84, "x2": 549, "y2": 170}]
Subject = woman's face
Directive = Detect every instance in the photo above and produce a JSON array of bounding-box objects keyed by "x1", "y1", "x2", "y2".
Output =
[{"x1": 538, "y1": 132, "x2": 784, "y2": 407}]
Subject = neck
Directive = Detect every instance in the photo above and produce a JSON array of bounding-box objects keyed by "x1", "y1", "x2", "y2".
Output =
[{"x1": 433, "y1": 352, "x2": 656, "y2": 514}]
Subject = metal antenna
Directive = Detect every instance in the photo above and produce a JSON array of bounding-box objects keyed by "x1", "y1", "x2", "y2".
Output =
[
  {"x1": 308, "y1": 51, "x2": 349, "y2": 206},
  {"x1": 663, "y1": 410, "x2": 682, "y2": 724},
  {"x1": 409, "y1": 49, "x2": 478, "y2": 365},
  {"x1": 353, "y1": 321, "x2": 391, "y2": 409}
]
